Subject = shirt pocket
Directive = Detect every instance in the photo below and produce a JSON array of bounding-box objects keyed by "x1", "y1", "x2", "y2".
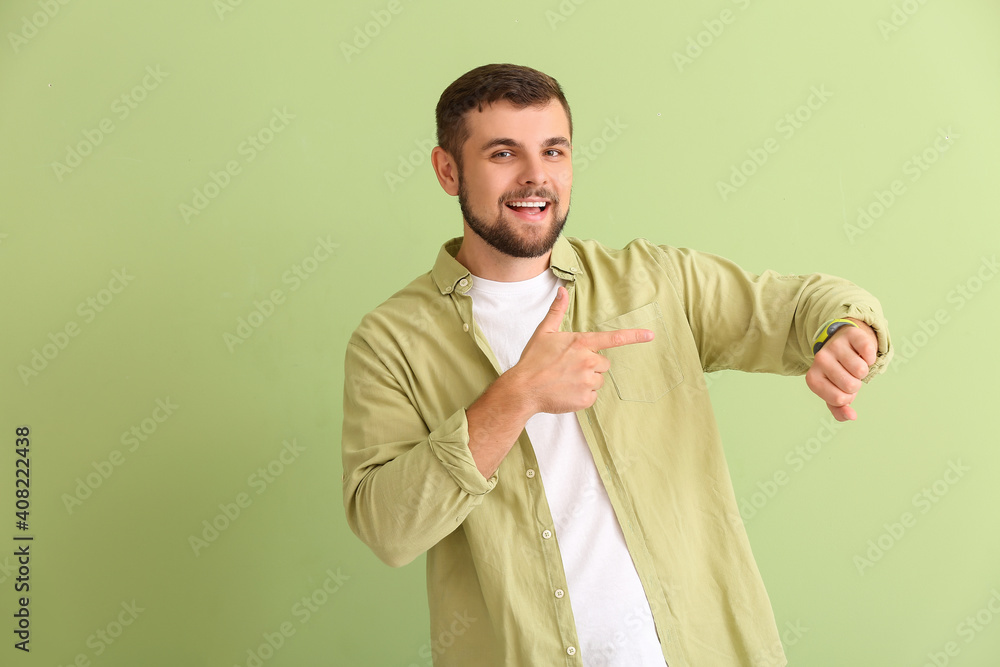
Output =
[{"x1": 597, "y1": 302, "x2": 683, "y2": 402}]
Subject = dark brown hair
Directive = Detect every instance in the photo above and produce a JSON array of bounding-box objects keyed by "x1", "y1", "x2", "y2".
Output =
[{"x1": 435, "y1": 63, "x2": 572, "y2": 173}]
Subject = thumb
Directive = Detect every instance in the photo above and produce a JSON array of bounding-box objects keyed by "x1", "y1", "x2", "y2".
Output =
[
  {"x1": 536, "y1": 285, "x2": 568, "y2": 334},
  {"x1": 828, "y1": 402, "x2": 857, "y2": 422}
]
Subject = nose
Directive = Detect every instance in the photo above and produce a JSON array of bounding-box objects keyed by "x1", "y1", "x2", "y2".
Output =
[{"x1": 518, "y1": 152, "x2": 548, "y2": 187}]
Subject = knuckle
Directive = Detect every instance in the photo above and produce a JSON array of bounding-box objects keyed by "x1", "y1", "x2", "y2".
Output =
[
  {"x1": 814, "y1": 349, "x2": 835, "y2": 368},
  {"x1": 833, "y1": 391, "x2": 854, "y2": 407}
]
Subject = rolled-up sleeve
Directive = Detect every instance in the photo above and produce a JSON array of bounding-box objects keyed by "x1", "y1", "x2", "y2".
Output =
[
  {"x1": 341, "y1": 337, "x2": 497, "y2": 568},
  {"x1": 653, "y1": 243, "x2": 893, "y2": 381},
  {"x1": 836, "y1": 302, "x2": 893, "y2": 381}
]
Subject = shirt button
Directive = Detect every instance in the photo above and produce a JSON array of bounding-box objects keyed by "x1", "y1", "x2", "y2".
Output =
[
  {"x1": 570, "y1": 266, "x2": 579, "y2": 272},
  {"x1": 566, "y1": 646, "x2": 577, "y2": 656},
  {"x1": 459, "y1": 278, "x2": 469, "y2": 287},
  {"x1": 554, "y1": 589, "x2": 564, "y2": 598},
  {"x1": 445, "y1": 286, "x2": 453, "y2": 293},
  {"x1": 462, "y1": 323, "x2": 469, "y2": 332},
  {"x1": 542, "y1": 529, "x2": 552, "y2": 539},
  {"x1": 525, "y1": 469, "x2": 535, "y2": 478}
]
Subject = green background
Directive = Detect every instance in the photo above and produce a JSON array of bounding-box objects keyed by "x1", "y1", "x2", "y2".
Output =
[{"x1": 2, "y1": 0, "x2": 999, "y2": 665}]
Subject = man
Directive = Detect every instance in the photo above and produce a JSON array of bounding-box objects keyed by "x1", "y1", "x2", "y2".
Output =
[{"x1": 342, "y1": 64, "x2": 892, "y2": 666}]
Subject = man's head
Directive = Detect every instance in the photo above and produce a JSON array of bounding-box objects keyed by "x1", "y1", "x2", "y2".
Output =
[
  {"x1": 431, "y1": 64, "x2": 574, "y2": 261},
  {"x1": 435, "y1": 64, "x2": 573, "y2": 176}
]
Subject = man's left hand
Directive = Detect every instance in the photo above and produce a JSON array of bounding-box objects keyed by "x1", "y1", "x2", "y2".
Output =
[{"x1": 805, "y1": 318, "x2": 878, "y2": 422}]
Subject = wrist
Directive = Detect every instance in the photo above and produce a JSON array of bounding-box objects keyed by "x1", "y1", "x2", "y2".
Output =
[
  {"x1": 494, "y1": 367, "x2": 538, "y2": 423},
  {"x1": 813, "y1": 317, "x2": 870, "y2": 354}
]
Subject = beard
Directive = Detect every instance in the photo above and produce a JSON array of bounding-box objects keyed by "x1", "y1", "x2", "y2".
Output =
[{"x1": 458, "y1": 176, "x2": 569, "y2": 259}]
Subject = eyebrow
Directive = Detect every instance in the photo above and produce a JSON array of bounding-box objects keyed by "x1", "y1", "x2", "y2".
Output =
[{"x1": 479, "y1": 136, "x2": 571, "y2": 152}]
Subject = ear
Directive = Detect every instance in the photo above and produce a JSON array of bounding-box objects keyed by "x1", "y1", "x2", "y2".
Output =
[{"x1": 431, "y1": 146, "x2": 460, "y2": 196}]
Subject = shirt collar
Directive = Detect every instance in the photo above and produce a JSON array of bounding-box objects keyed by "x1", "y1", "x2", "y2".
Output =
[{"x1": 431, "y1": 234, "x2": 583, "y2": 295}]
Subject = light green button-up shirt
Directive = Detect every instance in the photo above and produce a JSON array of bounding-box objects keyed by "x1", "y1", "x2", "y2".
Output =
[{"x1": 342, "y1": 235, "x2": 892, "y2": 666}]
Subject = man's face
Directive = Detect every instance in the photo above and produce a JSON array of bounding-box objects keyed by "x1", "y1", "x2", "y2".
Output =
[{"x1": 455, "y1": 99, "x2": 573, "y2": 259}]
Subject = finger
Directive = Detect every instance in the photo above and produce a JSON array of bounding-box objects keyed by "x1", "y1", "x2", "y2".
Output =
[
  {"x1": 826, "y1": 358, "x2": 864, "y2": 395},
  {"x1": 591, "y1": 372, "x2": 605, "y2": 390},
  {"x1": 827, "y1": 402, "x2": 857, "y2": 422},
  {"x1": 535, "y1": 286, "x2": 569, "y2": 334},
  {"x1": 584, "y1": 328, "x2": 654, "y2": 351},
  {"x1": 592, "y1": 355, "x2": 611, "y2": 374},
  {"x1": 846, "y1": 328, "x2": 877, "y2": 367},
  {"x1": 807, "y1": 370, "x2": 856, "y2": 409},
  {"x1": 818, "y1": 339, "x2": 868, "y2": 383},
  {"x1": 841, "y1": 349, "x2": 871, "y2": 381}
]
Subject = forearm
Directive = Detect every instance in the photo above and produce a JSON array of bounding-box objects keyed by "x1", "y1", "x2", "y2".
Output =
[
  {"x1": 466, "y1": 369, "x2": 535, "y2": 479},
  {"x1": 344, "y1": 374, "x2": 533, "y2": 565},
  {"x1": 344, "y1": 409, "x2": 496, "y2": 567},
  {"x1": 343, "y1": 339, "x2": 501, "y2": 567},
  {"x1": 656, "y1": 243, "x2": 891, "y2": 376}
]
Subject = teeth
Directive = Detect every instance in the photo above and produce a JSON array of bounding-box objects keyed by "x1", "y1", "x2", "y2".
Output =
[{"x1": 507, "y1": 201, "x2": 547, "y2": 208}]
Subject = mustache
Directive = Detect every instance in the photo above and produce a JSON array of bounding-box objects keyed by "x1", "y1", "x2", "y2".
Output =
[{"x1": 498, "y1": 190, "x2": 559, "y2": 205}]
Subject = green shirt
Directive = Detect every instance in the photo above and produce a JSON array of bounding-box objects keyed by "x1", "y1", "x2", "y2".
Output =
[{"x1": 341, "y1": 235, "x2": 892, "y2": 666}]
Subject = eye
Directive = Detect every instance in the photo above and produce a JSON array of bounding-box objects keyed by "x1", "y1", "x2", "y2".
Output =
[
  {"x1": 491, "y1": 150, "x2": 513, "y2": 159},
  {"x1": 544, "y1": 149, "x2": 564, "y2": 157}
]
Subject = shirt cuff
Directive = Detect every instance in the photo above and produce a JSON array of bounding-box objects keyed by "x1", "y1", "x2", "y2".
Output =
[
  {"x1": 840, "y1": 303, "x2": 893, "y2": 382},
  {"x1": 426, "y1": 408, "x2": 499, "y2": 496}
]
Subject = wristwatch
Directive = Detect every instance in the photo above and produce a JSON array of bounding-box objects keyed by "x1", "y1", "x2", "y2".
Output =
[{"x1": 812, "y1": 318, "x2": 860, "y2": 354}]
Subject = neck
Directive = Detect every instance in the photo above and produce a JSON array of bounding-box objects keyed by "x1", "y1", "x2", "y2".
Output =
[{"x1": 455, "y1": 229, "x2": 552, "y2": 282}]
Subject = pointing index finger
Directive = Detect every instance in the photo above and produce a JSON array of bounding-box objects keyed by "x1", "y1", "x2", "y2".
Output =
[{"x1": 584, "y1": 328, "x2": 655, "y2": 351}]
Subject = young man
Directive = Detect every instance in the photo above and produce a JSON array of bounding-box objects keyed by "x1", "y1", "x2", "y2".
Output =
[{"x1": 342, "y1": 64, "x2": 892, "y2": 666}]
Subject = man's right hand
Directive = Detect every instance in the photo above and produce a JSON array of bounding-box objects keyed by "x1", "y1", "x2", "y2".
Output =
[
  {"x1": 467, "y1": 285, "x2": 654, "y2": 478},
  {"x1": 508, "y1": 285, "x2": 654, "y2": 414}
]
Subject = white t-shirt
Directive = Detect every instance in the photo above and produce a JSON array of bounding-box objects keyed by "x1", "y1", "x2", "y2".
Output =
[{"x1": 469, "y1": 269, "x2": 667, "y2": 667}]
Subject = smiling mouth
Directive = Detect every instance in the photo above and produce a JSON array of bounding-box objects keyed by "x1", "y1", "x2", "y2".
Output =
[{"x1": 505, "y1": 201, "x2": 548, "y2": 214}]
